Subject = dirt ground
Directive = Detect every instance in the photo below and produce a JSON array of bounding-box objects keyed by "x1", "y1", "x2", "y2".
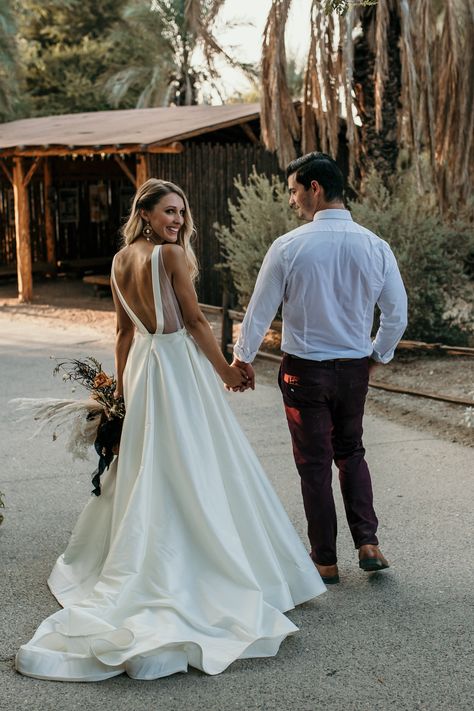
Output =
[{"x1": 1, "y1": 276, "x2": 473, "y2": 448}]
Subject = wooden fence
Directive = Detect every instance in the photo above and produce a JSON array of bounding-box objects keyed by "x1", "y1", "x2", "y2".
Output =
[
  {"x1": 149, "y1": 142, "x2": 281, "y2": 304},
  {"x1": 0, "y1": 141, "x2": 281, "y2": 305}
]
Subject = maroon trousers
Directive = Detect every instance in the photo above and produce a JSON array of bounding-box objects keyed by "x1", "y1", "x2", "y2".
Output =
[{"x1": 279, "y1": 354, "x2": 379, "y2": 566}]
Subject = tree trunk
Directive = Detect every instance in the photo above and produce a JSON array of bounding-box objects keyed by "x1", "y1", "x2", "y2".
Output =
[{"x1": 353, "y1": 7, "x2": 402, "y2": 182}]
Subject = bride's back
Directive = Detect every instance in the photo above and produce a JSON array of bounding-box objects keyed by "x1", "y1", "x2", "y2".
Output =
[{"x1": 113, "y1": 242, "x2": 183, "y2": 334}]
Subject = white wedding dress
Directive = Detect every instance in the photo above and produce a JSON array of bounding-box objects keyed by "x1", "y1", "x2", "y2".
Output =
[{"x1": 16, "y1": 246, "x2": 325, "y2": 681}]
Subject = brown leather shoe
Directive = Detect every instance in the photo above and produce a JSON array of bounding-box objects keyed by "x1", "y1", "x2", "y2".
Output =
[
  {"x1": 358, "y1": 544, "x2": 389, "y2": 571},
  {"x1": 315, "y1": 563, "x2": 340, "y2": 584}
]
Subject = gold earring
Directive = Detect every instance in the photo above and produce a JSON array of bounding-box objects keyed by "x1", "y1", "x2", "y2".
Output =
[{"x1": 143, "y1": 222, "x2": 153, "y2": 237}]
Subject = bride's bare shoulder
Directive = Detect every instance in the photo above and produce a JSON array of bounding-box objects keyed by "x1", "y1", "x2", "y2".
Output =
[
  {"x1": 114, "y1": 242, "x2": 150, "y2": 273},
  {"x1": 161, "y1": 243, "x2": 185, "y2": 267},
  {"x1": 113, "y1": 245, "x2": 128, "y2": 263}
]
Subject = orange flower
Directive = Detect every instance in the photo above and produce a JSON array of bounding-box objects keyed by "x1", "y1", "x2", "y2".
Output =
[{"x1": 93, "y1": 372, "x2": 113, "y2": 389}]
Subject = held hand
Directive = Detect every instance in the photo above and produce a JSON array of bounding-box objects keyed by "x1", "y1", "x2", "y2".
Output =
[
  {"x1": 236, "y1": 359, "x2": 255, "y2": 390},
  {"x1": 227, "y1": 359, "x2": 255, "y2": 392},
  {"x1": 223, "y1": 364, "x2": 248, "y2": 389}
]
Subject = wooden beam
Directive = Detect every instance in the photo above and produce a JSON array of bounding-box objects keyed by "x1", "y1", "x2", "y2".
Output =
[
  {"x1": 228, "y1": 308, "x2": 283, "y2": 333},
  {"x1": 146, "y1": 115, "x2": 261, "y2": 146},
  {"x1": 397, "y1": 340, "x2": 474, "y2": 357},
  {"x1": 23, "y1": 156, "x2": 43, "y2": 187},
  {"x1": 0, "y1": 158, "x2": 13, "y2": 185},
  {"x1": 12, "y1": 157, "x2": 33, "y2": 302},
  {"x1": 241, "y1": 122, "x2": 259, "y2": 145},
  {"x1": 0, "y1": 142, "x2": 184, "y2": 158},
  {"x1": 43, "y1": 159, "x2": 56, "y2": 271},
  {"x1": 136, "y1": 153, "x2": 150, "y2": 187},
  {"x1": 148, "y1": 142, "x2": 184, "y2": 154},
  {"x1": 221, "y1": 287, "x2": 233, "y2": 361},
  {"x1": 114, "y1": 155, "x2": 137, "y2": 187},
  {"x1": 199, "y1": 303, "x2": 223, "y2": 315},
  {"x1": 226, "y1": 343, "x2": 281, "y2": 363},
  {"x1": 368, "y1": 381, "x2": 474, "y2": 407}
]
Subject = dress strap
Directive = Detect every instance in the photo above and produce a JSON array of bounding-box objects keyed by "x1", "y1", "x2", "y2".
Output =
[
  {"x1": 111, "y1": 256, "x2": 148, "y2": 334},
  {"x1": 151, "y1": 246, "x2": 165, "y2": 334}
]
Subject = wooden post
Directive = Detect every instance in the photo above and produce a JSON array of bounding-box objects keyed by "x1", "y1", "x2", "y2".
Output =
[
  {"x1": 136, "y1": 153, "x2": 150, "y2": 186},
  {"x1": 114, "y1": 155, "x2": 137, "y2": 187},
  {"x1": 221, "y1": 284, "x2": 234, "y2": 361},
  {"x1": 12, "y1": 157, "x2": 33, "y2": 302},
  {"x1": 43, "y1": 159, "x2": 56, "y2": 273}
]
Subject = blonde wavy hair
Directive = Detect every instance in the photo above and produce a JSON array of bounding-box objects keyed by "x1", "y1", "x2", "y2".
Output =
[{"x1": 121, "y1": 178, "x2": 198, "y2": 281}]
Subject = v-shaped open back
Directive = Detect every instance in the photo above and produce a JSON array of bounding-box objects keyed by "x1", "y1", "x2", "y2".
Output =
[{"x1": 111, "y1": 246, "x2": 183, "y2": 335}]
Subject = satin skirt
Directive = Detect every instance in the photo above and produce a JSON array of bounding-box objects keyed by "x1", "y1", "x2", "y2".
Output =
[{"x1": 16, "y1": 330, "x2": 325, "y2": 681}]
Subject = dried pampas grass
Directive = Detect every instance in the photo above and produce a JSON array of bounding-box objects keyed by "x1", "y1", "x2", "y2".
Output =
[{"x1": 10, "y1": 397, "x2": 104, "y2": 461}]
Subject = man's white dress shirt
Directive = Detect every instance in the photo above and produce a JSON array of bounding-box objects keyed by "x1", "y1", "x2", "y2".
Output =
[{"x1": 234, "y1": 209, "x2": 407, "y2": 364}]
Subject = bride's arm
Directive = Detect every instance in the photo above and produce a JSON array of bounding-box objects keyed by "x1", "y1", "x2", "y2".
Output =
[
  {"x1": 163, "y1": 246, "x2": 246, "y2": 389},
  {"x1": 111, "y1": 281, "x2": 135, "y2": 398}
]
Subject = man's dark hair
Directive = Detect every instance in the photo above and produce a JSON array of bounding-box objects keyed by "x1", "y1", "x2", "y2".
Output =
[{"x1": 286, "y1": 152, "x2": 344, "y2": 202}]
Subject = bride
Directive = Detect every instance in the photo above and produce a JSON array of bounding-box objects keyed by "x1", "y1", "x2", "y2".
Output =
[{"x1": 16, "y1": 179, "x2": 325, "y2": 682}]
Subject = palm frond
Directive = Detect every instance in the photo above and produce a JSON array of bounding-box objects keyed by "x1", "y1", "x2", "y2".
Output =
[
  {"x1": 261, "y1": 0, "x2": 474, "y2": 208},
  {"x1": 456, "y1": 0, "x2": 474, "y2": 203},
  {"x1": 261, "y1": 0, "x2": 300, "y2": 168},
  {"x1": 414, "y1": 0, "x2": 436, "y2": 173},
  {"x1": 399, "y1": 0, "x2": 421, "y2": 184},
  {"x1": 339, "y1": 7, "x2": 359, "y2": 181},
  {"x1": 373, "y1": 0, "x2": 389, "y2": 132}
]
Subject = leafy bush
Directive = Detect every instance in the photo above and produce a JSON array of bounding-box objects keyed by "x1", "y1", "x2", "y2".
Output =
[
  {"x1": 216, "y1": 166, "x2": 473, "y2": 345},
  {"x1": 215, "y1": 169, "x2": 299, "y2": 307},
  {"x1": 350, "y1": 169, "x2": 474, "y2": 344}
]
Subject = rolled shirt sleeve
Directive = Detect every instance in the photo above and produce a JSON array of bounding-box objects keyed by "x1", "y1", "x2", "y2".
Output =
[
  {"x1": 371, "y1": 248, "x2": 408, "y2": 364},
  {"x1": 233, "y1": 241, "x2": 286, "y2": 363}
]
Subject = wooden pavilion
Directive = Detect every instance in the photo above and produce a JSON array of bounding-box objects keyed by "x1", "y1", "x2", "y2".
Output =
[{"x1": 0, "y1": 104, "x2": 280, "y2": 304}]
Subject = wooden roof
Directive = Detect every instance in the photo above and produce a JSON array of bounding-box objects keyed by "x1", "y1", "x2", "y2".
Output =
[{"x1": 0, "y1": 103, "x2": 261, "y2": 154}]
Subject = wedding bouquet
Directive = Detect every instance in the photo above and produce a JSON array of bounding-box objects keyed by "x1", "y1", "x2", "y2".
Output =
[{"x1": 11, "y1": 357, "x2": 125, "y2": 496}]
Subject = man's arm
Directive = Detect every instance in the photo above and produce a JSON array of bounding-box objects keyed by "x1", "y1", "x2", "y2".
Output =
[
  {"x1": 372, "y1": 247, "x2": 408, "y2": 366},
  {"x1": 232, "y1": 241, "x2": 286, "y2": 387}
]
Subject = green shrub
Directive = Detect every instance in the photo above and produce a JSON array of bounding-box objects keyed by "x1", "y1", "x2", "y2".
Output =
[
  {"x1": 216, "y1": 166, "x2": 473, "y2": 345},
  {"x1": 215, "y1": 169, "x2": 299, "y2": 307},
  {"x1": 350, "y1": 169, "x2": 474, "y2": 344}
]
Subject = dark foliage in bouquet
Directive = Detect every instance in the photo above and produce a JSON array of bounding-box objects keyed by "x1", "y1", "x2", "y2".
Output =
[{"x1": 53, "y1": 357, "x2": 125, "y2": 496}]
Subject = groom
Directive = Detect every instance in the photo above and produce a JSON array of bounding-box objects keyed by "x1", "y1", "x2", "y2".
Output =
[{"x1": 232, "y1": 152, "x2": 407, "y2": 584}]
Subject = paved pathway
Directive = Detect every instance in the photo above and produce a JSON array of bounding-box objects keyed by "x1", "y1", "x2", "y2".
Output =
[{"x1": 1, "y1": 316, "x2": 472, "y2": 711}]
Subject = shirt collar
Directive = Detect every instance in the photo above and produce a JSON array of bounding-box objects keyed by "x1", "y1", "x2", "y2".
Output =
[{"x1": 313, "y1": 209, "x2": 353, "y2": 222}]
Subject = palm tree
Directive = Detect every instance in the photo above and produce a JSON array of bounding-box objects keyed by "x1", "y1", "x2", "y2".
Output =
[
  {"x1": 261, "y1": 0, "x2": 474, "y2": 208},
  {"x1": 106, "y1": 0, "x2": 254, "y2": 107}
]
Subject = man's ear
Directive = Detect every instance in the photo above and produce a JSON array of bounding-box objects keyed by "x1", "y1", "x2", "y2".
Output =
[{"x1": 310, "y1": 180, "x2": 321, "y2": 195}]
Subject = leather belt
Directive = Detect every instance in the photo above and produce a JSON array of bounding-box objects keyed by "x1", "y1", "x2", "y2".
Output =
[{"x1": 283, "y1": 353, "x2": 368, "y2": 367}]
